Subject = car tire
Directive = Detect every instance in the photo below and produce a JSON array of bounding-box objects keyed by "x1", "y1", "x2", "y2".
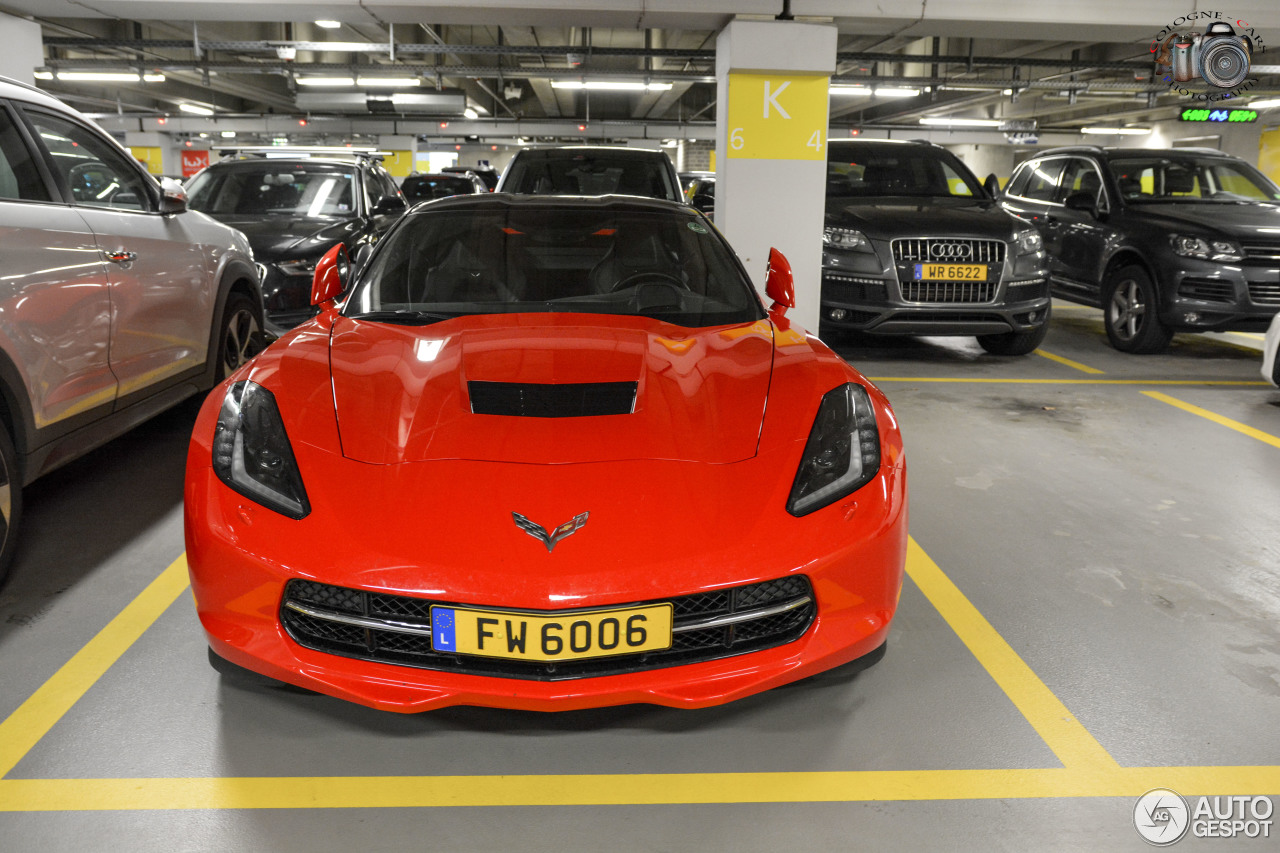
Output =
[
  {"x1": 207, "y1": 646, "x2": 317, "y2": 695},
  {"x1": 1103, "y1": 266, "x2": 1172, "y2": 354},
  {"x1": 217, "y1": 294, "x2": 263, "y2": 380},
  {"x1": 0, "y1": 420, "x2": 20, "y2": 586},
  {"x1": 977, "y1": 307, "x2": 1052, "y2": 356}
]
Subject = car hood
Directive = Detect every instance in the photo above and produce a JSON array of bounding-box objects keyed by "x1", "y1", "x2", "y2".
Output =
[
  {"x1": 199, "y1": 214, "x2": 357, "y2": 260},
  {"x1": 326, "y1": 313, "x2": 776, "y2": 465},
  {"x1": 1122, "y1": 201, "x2": 1280, "y2": 238},
  {"x1": 825, "y1": 197, "x2": 1018, "y2": 239}
]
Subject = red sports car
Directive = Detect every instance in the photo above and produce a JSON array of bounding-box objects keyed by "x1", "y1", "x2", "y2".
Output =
[{"x1": 184, "y1": 195, "x2": 907, "y2": 712}]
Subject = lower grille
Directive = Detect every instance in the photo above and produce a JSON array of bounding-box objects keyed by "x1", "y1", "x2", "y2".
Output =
[
  {"x1": 901, "y1": 280, "x2": 995, "y2": 303},
  {"x1": 281, "y1": 576, "x2": 815, "y2": 680},
  {"x1": 1178, "y1": 278, "x2": 1236, "y2": 303},
  {"x1": 1248, "y1": 281, "x2": 1280, "y2": 305}
]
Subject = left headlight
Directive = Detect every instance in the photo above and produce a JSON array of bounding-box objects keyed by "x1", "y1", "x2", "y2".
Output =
[
  {"x1": 212, "y1": 381, "x2": 311, "y2": 519},
  {"x1": 276, "y1": 257, "x2": 320, "y2": 276},
  {"x1": 1015, "y1": 229, "x2": 1043, "y2": 255},
  {"x1": 787, "y1": 383, "x2": 881, "y2": 517},
  {"x1": 1170, "y1": 234, "x2": 1244, "y2": 262}
]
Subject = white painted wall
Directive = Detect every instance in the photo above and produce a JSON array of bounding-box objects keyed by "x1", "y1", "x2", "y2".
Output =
[{"x1": 0, "y1": 13, "x2": 42, "y2": 86}]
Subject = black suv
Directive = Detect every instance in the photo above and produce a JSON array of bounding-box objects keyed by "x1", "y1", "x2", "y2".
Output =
[
  {"x1": 1000, "y1": 146, "x2": 1280, "y2": 353},
  {"x1": 497, "y1": 146, "x2": 683, "y2": 202},
  {"x1": 185, "y1": 153, "x2": 407, "y2": 329},
  {"x1": 821, "y1": 139, "x2": 1050, "y2": 355}
]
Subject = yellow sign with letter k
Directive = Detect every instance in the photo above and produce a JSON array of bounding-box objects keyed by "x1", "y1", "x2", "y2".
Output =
[{"x1": 725, "y1": 72, "x2": 829, "y2": 161}]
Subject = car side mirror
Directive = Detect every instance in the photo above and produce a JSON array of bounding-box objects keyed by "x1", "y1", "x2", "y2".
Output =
[
  {"x1": 311, "y1": 243, "x2": 350, "y2": 309},
  {"x1": 372, "y1": 195, "x2": 407, "y2": 215},
  {"x1": 764, "y1": 247, "x2": 795, "y2": 316},
  {"x1": 691, "y1": 193, "x2": 714, "y2": 214},
  {"x1": 983, "y1": 173, "x2": 1001, "y2": 199},
  {"x1": 1064, "y1": 191, "x2": 1098, "y2": 217},
  {"x1": 159, "y1": 176, "x2": 187, "y2": 215}
]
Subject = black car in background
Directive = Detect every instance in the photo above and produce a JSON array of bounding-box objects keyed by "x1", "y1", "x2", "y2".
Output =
[
  {"x1": 1000, "y1": 146, "x2": 1280, "y2": 353},
  {"x1": 185, "y1": 153, "x2": 407, "y2": 328},
  {"x1": 497, "y1": 146, "x2": 683, "y2": 202},
  {"x1": 443, "y1": 164, "x2": 498, "y2": 190},
  {"x1": 822, "y1": 139, "x2": 1050, "y2": 355},
  {"x1": 401, "y1": 171, "x2": 487, "y2": 202}
]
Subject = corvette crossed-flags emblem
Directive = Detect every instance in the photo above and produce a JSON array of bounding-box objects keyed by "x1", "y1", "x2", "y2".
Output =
[{"x1": 512, "y1": 512, "x2": 590, "y2": 552}]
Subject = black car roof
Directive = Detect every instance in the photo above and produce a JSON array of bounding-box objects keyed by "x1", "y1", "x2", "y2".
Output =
[
  {"x1": 404, "y1": 192, "x2": 694, "y2": 215},
  {"x1": 514, "y1": 146, "x2": 671, "y2": 160},
  {"x1": 1030, "y1": 145, "x2": 1243, "y2": 161}
]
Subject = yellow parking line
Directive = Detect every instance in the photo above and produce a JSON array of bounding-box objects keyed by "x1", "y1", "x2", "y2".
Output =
[
  {"x1": 904, "y1": 538, "x2": 1117, "y2": 771},
  {"x1": 869, "y1": 377, "x2": 1268, "y2": 386},
  {"x1": 1143, "y1": 391, "x2": 1280, "y2": 449},
  {"x1": 1035, "y1": 349, "x2": 1105, "y2": 375},
  {"x1": 0, "y1": 555, "x2": 190, "y2": 778}
]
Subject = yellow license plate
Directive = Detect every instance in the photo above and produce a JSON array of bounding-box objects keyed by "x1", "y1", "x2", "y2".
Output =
[
  {"x1": 914, "y1": 263, "x2": 987, "y2": 280},
  {"x1": 430, "y1": 603, "x2": 673, "y2": 662}
]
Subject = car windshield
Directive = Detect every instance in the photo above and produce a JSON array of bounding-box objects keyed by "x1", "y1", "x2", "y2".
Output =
[
  {"x1": 402, "y1": 175, "x2": 477, "y2": 201},
  {"x1": 1109, "y1": 156, "x2": 1280, "y2": 204},
  {"x1": 345, "y1": 205, "x2": 763, "y2": 328},
  {"x1": 502, "y1": 152, "x2": 679, "y2": 201},
  {"x1": 826, "y1": 146, "x2": 983, "y2": 198},
  {"x1": 186, "y1": 164, "x2": 357, "y2": 216}
]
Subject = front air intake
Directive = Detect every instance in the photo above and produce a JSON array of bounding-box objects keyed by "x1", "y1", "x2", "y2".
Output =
[{"x1": 468, "y1": 381, "x2": 638, "y2": 417}]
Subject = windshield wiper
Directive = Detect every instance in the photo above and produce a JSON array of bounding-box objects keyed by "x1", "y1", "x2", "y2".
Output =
[{"x1": 346, "y1": 310, "x2": 458, "y2": 325}]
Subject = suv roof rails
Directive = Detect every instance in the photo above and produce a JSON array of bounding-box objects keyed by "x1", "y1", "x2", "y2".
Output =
[{"x1": 215, "y1": 146, "x2": 386, "y2": 160}]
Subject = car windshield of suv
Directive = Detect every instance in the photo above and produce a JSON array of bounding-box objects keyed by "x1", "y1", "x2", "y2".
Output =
[
  {"x1": 1110, "y1": 156, "x2": 1280, "y2": 204},
  {"x1": 345, "y1": 206, "x2": 763, "y2": 328},
  {"x1": 186, "y1": 164, "x2": 357, "y2": 216},
  {"x1": 401, "y1": 175, "x2": 476, "y2": 202},
  {"x1": 503, "y1": 152, "x2": 678, "y2": 201},
  {"x1": 827, "y1": 146, "x2": 983, "y2": 198}
]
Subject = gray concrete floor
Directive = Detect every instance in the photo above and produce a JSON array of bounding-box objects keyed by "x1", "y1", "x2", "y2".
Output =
[{"x1": 1, "y1": 301, "x2": 1277, "y2": 851}]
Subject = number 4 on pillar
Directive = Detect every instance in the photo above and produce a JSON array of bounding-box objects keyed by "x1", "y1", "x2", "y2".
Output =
[{"x1": 726, "y1": 72, "x2": 830, "y2": 161}]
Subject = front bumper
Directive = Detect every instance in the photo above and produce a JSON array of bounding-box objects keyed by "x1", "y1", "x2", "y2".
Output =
[
  {"x1": 821, "y1": 240, "x2": 1050, "y2": 336},
  {"x1": 1158, "y1": 254, "x2": 1280, "y2": 332},
  {"x1": 185, "y1": 419, "x2": 907, "y2": 713}
]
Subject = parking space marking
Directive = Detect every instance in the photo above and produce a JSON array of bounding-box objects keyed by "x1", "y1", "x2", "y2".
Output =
[
  {"x1": 0, "y1": 555, "x2": 190, "y2": 778},
  {"x1": 1034, "y1": 349, "x2": 1105, "y2": 375},
  {"x1": 1143, "y1": 391, "x2": 1280, "y2": 449},
  {"x1": 903, "y1": 538, "x2": 1117, "y2": 772},
  {"x1": 2, "y1": 542, "x2": 1278, "y2": 811}
]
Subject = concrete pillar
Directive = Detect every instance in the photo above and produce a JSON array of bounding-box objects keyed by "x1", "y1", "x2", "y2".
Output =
[
  {"x1": 0, "y1": 13, "x2": 42, "y2": 86},
  {"x1": 715, "y1": 19, "x2": 836, "y2": 332},
  {"x1": 377, "y1": 135, "x2": 418, "y2": 180}
]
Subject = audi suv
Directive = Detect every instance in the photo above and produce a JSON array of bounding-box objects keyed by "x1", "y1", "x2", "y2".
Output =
[{"x1": 821, "y1": 139, "x2": 1050, "y2": 355}]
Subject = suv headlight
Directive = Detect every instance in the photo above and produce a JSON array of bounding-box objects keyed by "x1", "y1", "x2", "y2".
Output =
[
  {"x1": 1170, "y1": 234, "x2": 1244, "y2": 262},
  {"x1": 787, "y1": 383, "x2": 881, "y2": 517},
  {"x1": 212, "y1": 381, "x2": 310, "y2": 519},
  {"x1": 1015, "y1": 230, "x2": 1043, "y2": 255},
  {"x1": 823, "y1": 227, "x2": 873, "y2": 252},
  {"x1": 276, "y1": 257, "x2": 321, "y2": 276}
]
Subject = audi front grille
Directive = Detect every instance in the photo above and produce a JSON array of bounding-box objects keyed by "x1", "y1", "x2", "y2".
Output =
[{"x1": 892, "y1": 238, "x2": 1006, "y2": 265}]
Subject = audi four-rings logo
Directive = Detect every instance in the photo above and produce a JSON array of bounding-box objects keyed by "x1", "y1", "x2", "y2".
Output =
[{"x1": 929, "y1": 242, "x2": 972, "y2": 259}]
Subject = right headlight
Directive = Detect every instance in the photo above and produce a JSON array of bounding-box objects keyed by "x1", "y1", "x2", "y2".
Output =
[
  {"x1": 823, "y1": 227, "x2": 873, "y2": 252},
  {"x1": 212, "y1": 380, "x2": 311, "y2": 519},
  {"x1": 1170, "y1": 234, "x2": 1244, "y2": 262},
  {"x1": 787, "y1": 383, "x2": 881, "y2": 517}
]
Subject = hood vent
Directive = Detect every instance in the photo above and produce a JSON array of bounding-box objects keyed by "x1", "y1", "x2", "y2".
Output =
[{"x1": 468, "y1": 381, "x2": 638, "y2": 418}]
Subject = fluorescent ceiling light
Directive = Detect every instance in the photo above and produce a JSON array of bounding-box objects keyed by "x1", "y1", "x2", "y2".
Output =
[
  {"x1": 356, "y1": 77, "x2": 420, "y2": 87},
  {"x1": 296, "y1": 77, "x2": 356, "y2": 86},
  {"x1": 315, "y1": 20, "x2": 341, "y2": 29},
  {"x1": 1080, "y1": 126, "x2": 1151, "y2": 135},
  {"x1": 33, "y1": 70, "x2": 52, "y2": 80},
  {"x1": 551, "y1": 81, "x2": 673, "y2": 92},
  {"x1": 179, "y1": 103, "x2": 214, "y2": 116},
  {"x1": 463, "y1": 107, "x2": 479, "y2": 119},
  {"x1": 918, "y1": 117, "x2": 1001, "y2": 127},
  {"x1": 220, "y1": 130, "x2": 236, "y2": 138},
  {"x1": 829, "y1": 85, "x2": 870, "y2": 95},
  {"x1": 875, "y1": 87, "x2": 920, "y2": 97},
  {"x1": 1250, "y1": 97, "x2": 1280, "y2": 110},
  {"x1": 56, "y1": 71, "x2": 165, "y2": 83}
]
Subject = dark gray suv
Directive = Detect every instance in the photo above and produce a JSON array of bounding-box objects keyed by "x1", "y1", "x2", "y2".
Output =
[{"x1": 1000, "y1": 146, "x2": 1280, "y2": 353}]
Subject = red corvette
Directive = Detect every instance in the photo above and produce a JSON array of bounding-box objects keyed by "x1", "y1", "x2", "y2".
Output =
[{"x1": 184, "y1": 195, "x2": 907, "y2": 712}]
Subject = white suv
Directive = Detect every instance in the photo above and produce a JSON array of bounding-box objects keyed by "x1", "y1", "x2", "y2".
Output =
[{"x1": 0, "y1": 77, "x2": 262, "y2": 582}]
